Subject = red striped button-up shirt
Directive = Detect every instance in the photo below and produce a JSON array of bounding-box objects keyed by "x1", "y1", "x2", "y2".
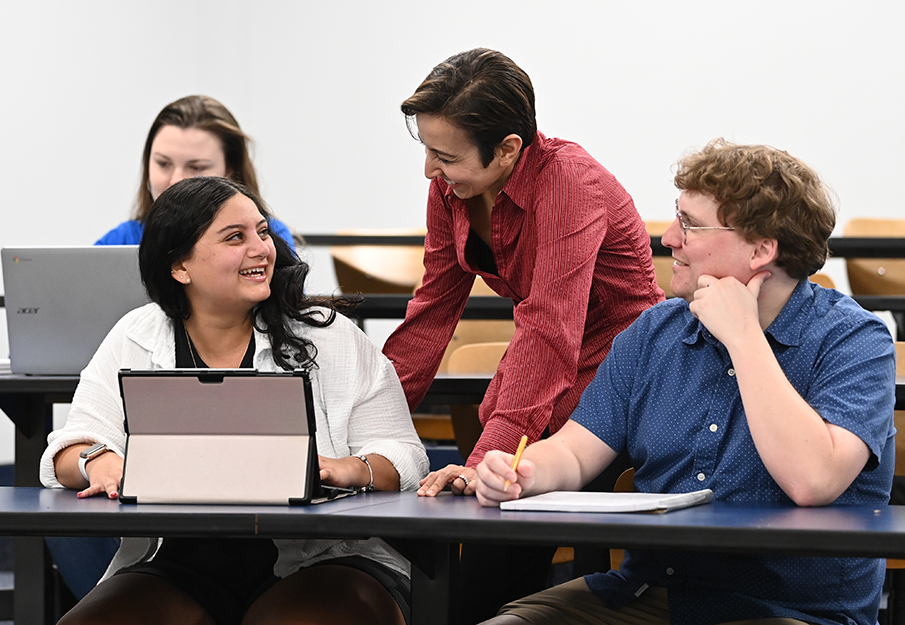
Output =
[{"x1": 383, "y1": 132, "x2": 664, "y2": 465}]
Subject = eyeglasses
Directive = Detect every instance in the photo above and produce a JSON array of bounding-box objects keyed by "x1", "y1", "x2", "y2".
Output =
[{"x1": 674, "y1": 199, "x2": 736, "y2": 243}]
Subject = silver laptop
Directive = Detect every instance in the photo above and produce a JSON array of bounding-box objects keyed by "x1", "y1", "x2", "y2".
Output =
[
  {"x1": 118, "y1": 369, "x2": 357, "y2": 505},
  {"x1": 2, "y1": 246, "x2": 149, "y2": 375}
]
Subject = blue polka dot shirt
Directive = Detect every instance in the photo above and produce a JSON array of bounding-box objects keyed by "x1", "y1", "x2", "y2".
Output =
[{"x1": 574, "y1": 280, "x2": 896, "y2": 625}]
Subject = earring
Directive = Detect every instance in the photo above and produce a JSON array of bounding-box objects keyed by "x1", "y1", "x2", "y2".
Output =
[{"x1": 185, "y1": 277, "x2": 191, "y2": 284}]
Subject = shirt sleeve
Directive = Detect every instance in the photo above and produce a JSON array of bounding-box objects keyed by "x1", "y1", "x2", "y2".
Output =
[
  {"x1": 468, "y1": 161, "x2": 619, "y2": 464},
  {"x1": 315, "y1": 316, "x2": 429, "y2": 491},
  {"x1": 40, "y1": 311, "x2": 140, "y2": 487},
  {"x1": 382, "y1": 180, "x2": 475, "y2": 411},
  {"x1": 800, "y1": 313, "x2": 897, "y2": 467}
]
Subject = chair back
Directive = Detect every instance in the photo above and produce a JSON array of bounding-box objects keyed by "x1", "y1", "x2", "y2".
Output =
[
  {"x1": 330, "y1": 229, "x2": 425, "y2": 294},
  {"x1": 645, "y1": 220, "x2": 673, "y2": 297},
  {"x1": 446, "y1": 341, "x2": 510, "y2": 459},
  {"x1": 431, "y1": 276, "x2": 516, "y2": 373},
  {"x1": 844, "y1": 219, "x2": 905, "y2": 295},
  {"x1": 809, "y1": 272, "x2": 836, "y2": 289},
  {"x1": 609, "y1": 468, "x2": 636, "y2": 570}
]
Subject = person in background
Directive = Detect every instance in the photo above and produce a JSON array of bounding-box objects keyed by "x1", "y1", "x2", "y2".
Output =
[
  {"x1": 95, "y1": 95, "x2": 294, "y2": 248},
  {"x1": 44, "y1": 176, "x2": 427, "y2": 625},
  {"x1": 381, "y1": 48, "x2": 664, "y2": 621},
  {"x1": 477, "y1": 139, "x2": 896, "y2": 625}
]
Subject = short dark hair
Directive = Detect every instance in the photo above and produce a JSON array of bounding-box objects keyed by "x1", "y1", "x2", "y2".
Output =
[
  {"x1": 674, "y1": 139, "x2": 836, "y2": 280},
  {"x1": 134, "y1": 95, "x2": 260, "y2": 221},
  {"x1": 139, "y1": 177, "x2": 358, "y2": 370},
  {"x1": 402, "y1": 48, "x2": 536, "y2": 167}
]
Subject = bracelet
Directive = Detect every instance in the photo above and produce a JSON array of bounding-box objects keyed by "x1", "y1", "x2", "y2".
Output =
[{"x1": 355, "y1": 455, "x2": 374, "y2": 492}]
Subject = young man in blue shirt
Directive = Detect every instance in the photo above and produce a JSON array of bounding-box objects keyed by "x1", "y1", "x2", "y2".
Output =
[{"x1": 476, "y1": 139, "x2": 897, "y2": 625}]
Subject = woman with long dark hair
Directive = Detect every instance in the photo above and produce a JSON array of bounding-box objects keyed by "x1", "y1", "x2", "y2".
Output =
[{"x1": 43, "y1": 176, "x2": 427, "y2": 625}]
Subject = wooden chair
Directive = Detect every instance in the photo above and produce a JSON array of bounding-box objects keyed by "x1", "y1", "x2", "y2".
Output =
[
  {"x1": 883, "y1": 342, "x2": 905, "y2": 625},
  {"x1": 330, "y1": 229, "x2": 426, "y2": 294},
  {"x1": 410, "y1": 277, "x2": 515, "y2": 444},
  {"x1": 809, "y1": 272, "x2": 836, "y2": 289},
  {"x1": 844, "y1": 219, "x2": 905, "y2": 340},
  {"x1": 645, "y1": 220, "x2": 673, "y2": 297},
  {"x1": 609, "y1": 468, "x2": 637, "y2": 571},
  {"x1": 446, "y1": 341, "x2": 510, "y2": 459},
  {"x1": 844, "y1": 219, "x2": 905, "y2": 295}
]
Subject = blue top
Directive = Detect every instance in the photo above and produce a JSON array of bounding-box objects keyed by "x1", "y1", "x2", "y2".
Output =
[
  {"x1": 95, "y1": 217, "x2": 296, "y2": 249},
  {"x1": 572, "y1": 280, "x2": 897, "y2": 625}
]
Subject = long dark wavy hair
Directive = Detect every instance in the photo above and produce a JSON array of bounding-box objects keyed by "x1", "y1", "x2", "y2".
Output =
[{"x1": 139, "y1": 176, "x2": 359, "y2": 370}]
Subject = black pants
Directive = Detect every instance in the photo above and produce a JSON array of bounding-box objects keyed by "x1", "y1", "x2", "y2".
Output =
[{"x1": 457, "y1": 450, "x2": 632, "y2": 624}]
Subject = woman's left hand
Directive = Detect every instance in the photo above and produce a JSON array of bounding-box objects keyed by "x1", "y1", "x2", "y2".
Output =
[{"x1": 417, "y1": 464, "x2": 476, "y2": 497}]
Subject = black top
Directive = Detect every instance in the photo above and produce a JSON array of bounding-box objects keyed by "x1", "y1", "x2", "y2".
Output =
[
  {"x1": 175, "y1": 318, "x2": 255, "y2": 369},
  {"x1": 465, "y1": 229, "x2": 499, "y2": 277}
]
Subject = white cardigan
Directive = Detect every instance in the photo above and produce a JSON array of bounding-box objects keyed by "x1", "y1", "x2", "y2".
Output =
[{"x1": 40, "y1": 303, "x2": 429, "y2": 580}]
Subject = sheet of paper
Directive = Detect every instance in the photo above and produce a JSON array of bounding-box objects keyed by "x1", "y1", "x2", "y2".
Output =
[{"x1": 500, "y1": 490, "x2": 713, "y2": 513}]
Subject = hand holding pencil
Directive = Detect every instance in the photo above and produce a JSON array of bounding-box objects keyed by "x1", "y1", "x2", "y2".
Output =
[{"x1": 475, "y1": 435, "x2": 534, "y2": 507}]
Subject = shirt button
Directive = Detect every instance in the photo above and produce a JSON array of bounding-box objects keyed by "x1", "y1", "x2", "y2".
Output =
[
  {"x1": 727, "y1": 368, "x2": 736, "y2": 377},
  {"x1": 709, "y1": 424, "x2": 718, "y2": 432},
  {"x1": 697, "y1": 472, "x2": 706, "y2": 481},
  {"x1": 666, "y1": 567, "x2": 675, "y2": 575}
]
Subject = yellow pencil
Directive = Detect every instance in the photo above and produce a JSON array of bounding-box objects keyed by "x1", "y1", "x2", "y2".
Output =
[{"x1": 503, "y1": 435, "x2": 529, "y2": 492}]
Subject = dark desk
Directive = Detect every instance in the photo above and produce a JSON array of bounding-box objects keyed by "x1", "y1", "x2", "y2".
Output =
[
  {"x1": 4, "y1": 488, "x2": 905, "y2": 624},
  {"x1": 301, "y1": 234, "x2": 905, "y2": 259},
  {"x1": 0, "y1": 372, "x2": 490, "y2": 625},
  {"x1": 0, "y1": 371, "x2": 900, "y2": 624},
  {"x1": 6, "y1": 486, "x2": 905, "y2": 557},
  {"x1": 354, "y1": 294, "x2": 516, "y2": 320},
  {"x1": 0, "y1": 372, "x2": 491, "y2": 486},
  {"x1": 353, "y1": 293, "x2": 905, "y2": 321}
]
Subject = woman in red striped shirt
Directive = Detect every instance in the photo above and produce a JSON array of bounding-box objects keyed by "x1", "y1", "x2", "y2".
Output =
[
  {"x1": 382, "y1": 48, "x2": 664, "y2": 620},
  {"x1": 385, "y1": 47, "x2": 662, "y2": 493},
  {"x1": 384, "y1": 48, "x2": 663, "y2": 622}
]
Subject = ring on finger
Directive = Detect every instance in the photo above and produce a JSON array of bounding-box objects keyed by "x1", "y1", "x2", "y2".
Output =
[{"x1": 458, "y1": 474, "x2": 469, "y2": 486}]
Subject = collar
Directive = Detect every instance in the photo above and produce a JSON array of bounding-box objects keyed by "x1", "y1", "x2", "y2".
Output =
[
  {"x1": 125, "y1": 304, "x2": 275, "y2": 369},
  {"x1": 498, "y1": 131, "x2": 546, "y2": 210},
  {"x1": 681, "y1": 280, "x2": 811, "y2": 349}
]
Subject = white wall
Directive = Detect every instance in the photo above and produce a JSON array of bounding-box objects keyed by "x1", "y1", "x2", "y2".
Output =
[{"x1": 1, "y1": 0, "x2": 903, "y2": 464}]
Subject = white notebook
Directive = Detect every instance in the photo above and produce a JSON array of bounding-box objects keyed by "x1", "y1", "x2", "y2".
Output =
[{"x1": 500, "y1": 489, "x2": 713, "y2": 513}]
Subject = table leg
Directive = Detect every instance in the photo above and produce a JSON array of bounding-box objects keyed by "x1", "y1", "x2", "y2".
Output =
[
  {"x1": 13, "y1": 537, "x2": 51, "y2": 625},
  {"x1": 13, "y1": 395, "x2": 53, "y2": 625},
  {"x1": 390, "y1": 539, "x2": 459, "y2": 625}
]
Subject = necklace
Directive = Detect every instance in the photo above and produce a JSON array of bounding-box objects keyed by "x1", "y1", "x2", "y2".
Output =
[{"x1": 183, "y1": 322, "x2": 200, "y2": 368}]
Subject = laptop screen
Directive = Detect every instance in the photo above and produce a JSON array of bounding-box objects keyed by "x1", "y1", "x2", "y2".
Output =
[{"x1": 2, "y1": 246, "x2": 149, "y2": 375}]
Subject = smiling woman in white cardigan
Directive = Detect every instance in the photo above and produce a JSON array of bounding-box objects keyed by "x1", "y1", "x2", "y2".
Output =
[{"x1": 41, "y1": 176, "x2": 428, "y2": 625}]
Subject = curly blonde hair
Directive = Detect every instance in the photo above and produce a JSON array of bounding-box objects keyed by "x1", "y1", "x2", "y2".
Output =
[{"x1": 674, "y1": 139, "x2": 835, "y2": 280}]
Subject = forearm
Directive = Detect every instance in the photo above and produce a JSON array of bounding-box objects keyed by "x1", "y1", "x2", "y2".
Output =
[
  {"x1": 326, "y1": 454, "x2": 400, "y2": 492},
  {"x1": 728, "y1": 331, "x2": 867, "y2": 505},
  {"x1": 53, "y1": 444, "x2": 91, "y2": 490},
  {"x1": 363, "y1": 454, "x2": 400, "y2": 491},
  {"x1": 518, "y1": 437, "x2": 588, "y2": 497}
]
